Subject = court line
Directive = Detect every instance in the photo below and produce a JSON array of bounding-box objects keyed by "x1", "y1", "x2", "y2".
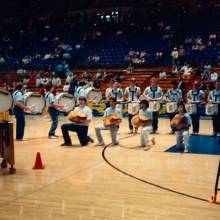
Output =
[{"x1": 102, "y1": 136, "x2": 220, "y2": 206}]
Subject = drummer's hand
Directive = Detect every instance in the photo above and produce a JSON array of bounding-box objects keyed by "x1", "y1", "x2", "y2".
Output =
[{"x1": 25, "y1": 106, "x2": 31, "y2": 112}]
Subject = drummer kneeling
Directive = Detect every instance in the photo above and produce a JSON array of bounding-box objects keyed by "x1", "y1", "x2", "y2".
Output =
[
  {"x1": 61, "y1": 96, "x2": 93, "y2": 146},
  {"x1": 132, "y1": 100, "x2": 155, "y2": 151},
  {"x1": 171, "y1": 103, "x2": 191, "y2": 153}
]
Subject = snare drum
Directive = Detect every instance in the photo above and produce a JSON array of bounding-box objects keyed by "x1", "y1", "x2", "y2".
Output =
[
  {"x1": 186, "y1": 103, "x2": 197, "y2": 115},
  {"x1": 0, "y1": 88, "x2": 13, "y2": 113},
  {"x1": 149, "y1": 101, "x2": 160, "y2": 112},
  {"x1": 24, "y1": 92, "x2": 45, "y2": 113},
  {"x1": 128, "y1": 102, "x2": 140, "y2": 115},
  {"x1": 166, "y1": 102, "x2": 177, "y2": 113},
  {"x1": 205, "y1": 103, "x2": 218, "y2": 116},
  {"x1": 87, "y1": 89, "x2": 102, "y2": 103},
  {"x1": 56, "y1": 93, "x2": 75, "y2": 112}
]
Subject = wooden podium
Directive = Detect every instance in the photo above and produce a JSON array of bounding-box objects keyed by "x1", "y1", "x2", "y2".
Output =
[{"x1": 0, "y1": 121, "x2": 16, "y2": 174}]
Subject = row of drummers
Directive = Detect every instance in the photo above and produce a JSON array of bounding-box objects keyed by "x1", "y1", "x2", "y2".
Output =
[{"x1": 106, "y1": 78, "x2": 220, "y2": 135}]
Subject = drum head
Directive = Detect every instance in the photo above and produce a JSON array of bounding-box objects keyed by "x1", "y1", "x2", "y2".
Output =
[
  {"x1": 87, "y1": 90, "x2": 102, "y2": 103},
  {"x1": 0, "y1": 89, "x2": 13, "y2": 113},
  {"x1": 57, "y1": 93, "x2": 75, "y2": 112},
  {"x1": 25, "y1": 93, "x2": 45, "y2": 113}
]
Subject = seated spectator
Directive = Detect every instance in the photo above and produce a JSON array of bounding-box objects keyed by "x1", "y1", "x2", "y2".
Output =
[
  {"x1": 23, "y1": 77, "x2": 30, "y2": 85},
  {"x1": 202, "y1": 62, "x2": 212, "y2": 80},
  {"x1": 0, "y1": 57, "x2": 6, "y2": 64},
  {"x1": 52, "y1": 75, "x2": 61, "y2": 86},
  {"x1": 159, "y1": 69, "x2": 166, "y2": 79},
  {"x1": 171, "y1": 65, "x2": 178, "y2": 77},
  {"x1": 185, "y1": 36, "x2": 193, "y2": 44},
  {"x1": 210, "y1": 72, "x2": 218, "y2": 82},
  {"x1": 63, "y1": 52, "x2": 71, "y2": 60},
  {"x1": 17, "y1": 68, "x2": 27, "y2": 77},
  {"x1": 42, "y1": 75, "x2": 49, "y2": 86},
  {"x1": 66, "y1": 72, "x2": 75, "y2": 83},
  {"x1": 36, "y1": 75, "x2": 43, "y2": 87},
  {"x1": 63, "y1": 82, "x2": 70, "y2": 92},
  {"x1": 180, "y1": 63, "x2": 192, "y2": 79},
  {"x1": 22, "y1": 55, "x2": 32, "y2": 64}
]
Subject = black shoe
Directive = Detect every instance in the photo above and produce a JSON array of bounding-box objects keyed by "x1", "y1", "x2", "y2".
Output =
[
  {"x1": 61, "y1": 143, "x2": 72, "y2": 146},
  {"x1": 89, "y1": 136, "x2": 94, "y2": 143}
]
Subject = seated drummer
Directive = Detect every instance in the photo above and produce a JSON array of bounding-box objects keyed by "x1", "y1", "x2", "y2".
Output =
[
  {"x1": 95, "y1": 98, "x2": 122, "y2": 146},
  {"x1": 172, "y1": 103, "x2": 191, "y2": 153},
  {"x1": 61, "y1": 96, "x2": 93, "y2": 146},
  {"x1": 138, "y1": 100, "x2": 155, "y2": 151}
]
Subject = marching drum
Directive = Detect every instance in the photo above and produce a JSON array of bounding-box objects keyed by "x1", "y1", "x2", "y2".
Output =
[
  {"x1": 166, "y1": 102, "x2": 177, "y2": 113},
  {"x1": 205, "y1": 103, "x2": 218, "y2": 116},
  {"x1": 56, "y1": 93, "x2": 75, "y2": 112},
  {"x1": 0, "y1": 88, "x2": 13, "y2": 113},
  {"x1": 149, "y1": 101, "x2": 160, "y2": 112},
  {"x1": 87, "y1": 89, "x2": 102, "y2": 103},
  {"x1": 128, "y1": 101, "x2": 140, "y2": 115},
  {"x1": 186, "y1": 103, "x2": 197, "y2": 115},
  {"x1": 24, "y1": 92, "x2": 45, "y2": 113}
]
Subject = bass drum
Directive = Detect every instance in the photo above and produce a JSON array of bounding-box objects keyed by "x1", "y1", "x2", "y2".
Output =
[
  {"x1": 186, "y1": 103, "x2": 197, "y2": 115},
  {"x1": 128, "y1": 101, "x2": 140, "y2": 115},
  {"x1": 87, "y1": 89, "x2": 102, "y2": 103},
  {"x1": 56, "y1": 93, "x2": 75, "y2": 112},
  {"x1": 0, "y1": 88, "x2": 13, "y2": 113},
  {"x1": 166, "y1": 102, "x2": 177, "y2": 113},
  {"x1": 205, "y1": 103, "x2": 218, "y2": 116},
  {"x1": 24, "y1": 92, "x2": 45, "y2": 113},
  {"x1": 149, "y1": 101, "x2": 160, "y2": 112}
]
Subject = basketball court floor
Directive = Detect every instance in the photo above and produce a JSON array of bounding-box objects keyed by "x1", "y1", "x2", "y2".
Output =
[{"x1": 0, "y1": 116, "x2": 219, "y2": 220}]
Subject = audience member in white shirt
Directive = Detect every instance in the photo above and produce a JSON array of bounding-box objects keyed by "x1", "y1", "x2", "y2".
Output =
[
  {"x1": 210, "y1": 72, "x2": 218, "y2": 82},
  {"x1": 52, "y1": 76, "x2": 61, "y2": 86},
  {"x1": 159, "y1": 69, "x2": 166, "y2": 79}
]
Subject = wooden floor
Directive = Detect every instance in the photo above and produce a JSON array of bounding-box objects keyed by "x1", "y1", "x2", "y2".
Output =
[{"x1": 0, "y1": 116, "x2": 220, "y2": 220}]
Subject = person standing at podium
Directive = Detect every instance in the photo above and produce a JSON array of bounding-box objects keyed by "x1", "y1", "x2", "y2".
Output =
[{"x1": 12, "y1": 82, "x2": 30, "y2": 141}]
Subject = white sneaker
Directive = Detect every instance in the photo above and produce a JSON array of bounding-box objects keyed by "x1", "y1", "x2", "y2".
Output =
[
  {"x1": 184, "y1": 148, "x2": 189, "y2": 153},
  {"x1": 128, "y1": 130, "x2": 133, "y2": 134},
  {"x1": 144, "y1": 145, "x2": 150, "y2": 151},
  {"x1": 16, "y1": 138, "x2": 28, "y2": 141},
  {"x1": 48, "y1": 136, "x2": 58, "y2": 139}
]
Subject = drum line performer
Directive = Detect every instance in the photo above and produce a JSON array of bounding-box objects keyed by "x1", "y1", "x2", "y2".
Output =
[
  {"x1": 171, "y1": 103, "x2": 191, "y2": 153},
  {"x1": 124, "y1": 77, "x2": 141, "y2": 134},
  {"x1": 95, "y1": 98, "x2": 122, "y2": 146},
  {"x1": 61, "y1": 96, "x2": 93, "y2": 146},
  {"x1": 138, "y1": 99, "x2": 155, "y2": 150},
  {"x1": 142, "y1": 77, "x2": 163, "y2": 134},
  {"x1": 166, "y1": 80, "x2": 182, "y2": 134},
  {"x1": 12, "y1": 82, "x2": 31, "y2": 141},
  {"x1": 45, "y1": 83, "x2": 64, "y2": 139},
  {"x1": 187, "y1": 80, "x2": 205, "y2": 135},
  {"x1": 207, "y1": 80, "x2": 220, "y2": 136}
]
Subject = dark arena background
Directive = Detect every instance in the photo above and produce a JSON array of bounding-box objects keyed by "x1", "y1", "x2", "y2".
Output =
[{"x1": 0, "y1": 0, "x2": 220, "y2": 219}]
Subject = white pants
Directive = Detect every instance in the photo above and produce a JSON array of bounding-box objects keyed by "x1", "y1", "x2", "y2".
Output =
[
  {"x1": 140, "y1": 126, "x2": 152, "y2": 147},
  {"x1": 95, "y1": 125, "x2": 119, "y2": 144},
  {"x1": 176, "y1": 130, "x2": 189, "y2": 150}
]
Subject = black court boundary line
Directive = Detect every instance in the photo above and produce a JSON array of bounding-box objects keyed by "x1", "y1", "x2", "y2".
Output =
[{"x1": 102, "y1": 136, "x2": 220, "y2": 206}]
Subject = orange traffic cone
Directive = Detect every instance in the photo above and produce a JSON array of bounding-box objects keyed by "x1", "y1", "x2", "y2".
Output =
[{"x1": 33, "y1": 152, "x2": 44, "y2": 169}]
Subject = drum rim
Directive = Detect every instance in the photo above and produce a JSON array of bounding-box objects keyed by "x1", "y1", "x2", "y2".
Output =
[
  {"x1": 25, "y1": 93, "x2": 46, "y2": 113},
  {"x1": 0, "y1": 89, "x2": 13, "y2": 113},
  {"x1": 87, "y1": 90, "x2": 102, "y2": 103},
  {"x1": 56, "y1": 93, "x2": 75, "y2": 112}
]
